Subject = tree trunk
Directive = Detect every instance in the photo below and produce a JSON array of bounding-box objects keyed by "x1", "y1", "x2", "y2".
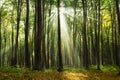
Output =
[
  {"x1": 57, "y1": 0, "x2": 63, "y2": 72},
  {"x1": 11, "y1": 8, "x2": 15, "y2": 66},
  {"x1": 72, "y1": 0, "x2": 78, "y2": 67},
  {"x1": 115, "y1": 0, "x2": 120, "y2": 34},
  {"x1": 33, "y1": 0, "x2": 37, "y2": 69},
  {"x1": 47, "y1": 0, "x2": 53, "y2": 69},
  {"x1": 41, "y1": 0, "x2": 47, "y2": 69},
  {"x1": 110, "y1": 7, "x2": 115, "y2": 65},
  {"x1": 25, "y1": 0, "x2": 30, "y2": 68},
  {"x1": 115, "y1": 0, "x2": 120, "y2": 74},
  {"x1": 82, "y1": 0, "x2": 89, "y2": 69},
  {"x1": 0, "y1": 9, "x2": 2, "y2": 66},
  {"x1": 3, "y1": 29, "x2": 6, "y2": 65},
  {"x1": 96, "y1": 0, "x2": 100, "y2": 70},
  {"x1": 50, "y1": 30, "x2": 55, "y2": 67},
  {"x1": 14, "y1": 0, "x2": 22, "y2": 66},
  {"x1": 34, "y1": 0, "x2": 42, "y2": 70}
]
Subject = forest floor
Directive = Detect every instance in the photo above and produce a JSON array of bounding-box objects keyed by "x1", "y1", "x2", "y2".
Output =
[{"x1": 0, "y1": 66, "x2": 120, "y2": 80}]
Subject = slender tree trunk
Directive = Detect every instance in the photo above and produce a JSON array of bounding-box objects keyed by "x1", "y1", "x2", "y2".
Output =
[
  {"x1": 50, "y1": 32, "x2": 55, "y2": 67},
  {"x1": 90, "y1": 19, "x2": 94, "y2": 64},
  {"x1": 115, "y1": 0, "x2": 120, "y2": 34},
  {"x1": 72, "y1": 0, "x2": 78, "y2": 67},
  {"x1": 57, "y1": 0, "x2": 63, "y2": 72},
  {"x1": 110, "y1": 7, "x2": 115, "y2": 65},
  {"x1": 33, "y1": 0, "x2": 37, "y2": 69},
  {"x1": 115, "y1": 0, "x2": 120, "y2": 74},
  {"x1": 14, "y1": 0, "x2": 22, "y2": 66},
  {"x1": 114, "y1": 22, "x2": 119, "y2": 65},
  {"x1": 0, "y1": 9, "x2": 2, "y2": 66},
  {"x1": 82, "y1": 0, "x2": 89, "y2": 69},
  {"x1": 90, "y1": 1, "x2": 96, "y2": 65},
  {"x1": 34, "y1": 0, "x2": 42, "y2": 70},
  {"x1": 73, "y1": 0, "x2": 78, "y2": 48},
  {"x1": 11, "y1": 8, "x2": 14, "y2": 66},
  {"x1": 3, "y1": 29, "x2": 6, "y2": 65},
  {"x1": 47, "y1": 0, "x2": 53, "y2": 68},
  {"x1": 97, "y1": 0, "x2": 101, "y2": 70},
  {"x1": 25, "y1": 0, "x2": 30, "y2": 68},
  {"x1": 41, "y1": 0, "x2": 47, "y2": 69},
  {"x1": 94, "y1": 3, "x2": 98, "y2": 65}
]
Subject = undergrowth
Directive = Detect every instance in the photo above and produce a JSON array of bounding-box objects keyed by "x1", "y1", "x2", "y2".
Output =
[{"x1": 0, "y1": 65, "x2": 119, "y2": 80}]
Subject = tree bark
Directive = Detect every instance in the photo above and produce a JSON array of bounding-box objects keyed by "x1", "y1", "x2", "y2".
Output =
[
  {"x1": 82, "y1": 0, "x2": 89, "y2": 69},
  {"x1": 115, "y1": 0, "x2": 120, "y2": 34},
  {"x1": 25, "y1": 0, "x2": 30, "y2": 68},
  {"x1": 97, "y1": 0, "x2": 100, "y2": 70},
  {"x1": 57, "y1": 0, "x2": 63, "y2": 72},
  {"x1": 115, "y1": 0, "x2": 120, "y2": 74},
  {"x1": 47, "y1": 0, "x2": 53, "y2": 69},
  {"x1": 41, "y1": 0, "x2": 47, "y2": 69},
  {"x1": 34, "y1": 0, "x2": 42, "y2": 70},
  {"x1": 14, "y1": 0, "x2": 22, "y2": 66},
  {"x1": 11, "y1": 8, "x2": 14, "y2": 66},
  {"x1": 0, "y1": 9, "x2": 2, "y2": 66}
]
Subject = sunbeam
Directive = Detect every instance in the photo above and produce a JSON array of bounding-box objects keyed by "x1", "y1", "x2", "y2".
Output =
[{"x1": 49, "y1": 6, "x2": 80, "y2": 66}]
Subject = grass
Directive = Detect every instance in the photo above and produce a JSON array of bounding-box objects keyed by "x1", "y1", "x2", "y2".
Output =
[
  {"x1": 89, "y1": 65, "x2": 119, "y2": 72},
  {"x1": 0, "y1": 65, "x2": 120, "y2": 80}
]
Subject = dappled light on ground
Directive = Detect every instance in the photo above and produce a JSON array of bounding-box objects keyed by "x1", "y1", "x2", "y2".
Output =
[{"x1": 0, "y1": 71, "x2": 120, "y2": 80}]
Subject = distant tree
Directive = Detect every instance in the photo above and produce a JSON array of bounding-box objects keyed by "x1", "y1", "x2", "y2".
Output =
[
  {"x1": 13, "y1": 0, "x2": 22, "y2": 66},
  {"x1": 47, "y1": 0, "x2": 53, "y2": 69},
  {"x1": 110, "y1": 7, "x2": 117, "y2": 65},
  {"x1": 10, "y1": 6, "x2": 15, "y2": 66},
  {"x1": 0, "y1": 7, "x2": 2, "y2": 66},
  {"x1": 41, "y1": 0, "x2": 47, "y2": 69},
  {"x1": 3, "y1": 28, "x2": 6, "y2": 65},
  {"x1": 96, "y1": 0, "x2": 101, "y2": 70},
  {"x1": 50, "y1": 30, "x2": 55, "y2": 67},
  {"x1": 89, "y1": 0, "x2": 96, "y2": 65},
  {"x1": 73, "y1": 0, "x2": 78, "y2": 67}
]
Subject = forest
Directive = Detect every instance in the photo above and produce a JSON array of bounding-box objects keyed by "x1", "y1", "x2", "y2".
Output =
[{"x1": 0, "y1": 0, "x2": 120, "y2": 80}]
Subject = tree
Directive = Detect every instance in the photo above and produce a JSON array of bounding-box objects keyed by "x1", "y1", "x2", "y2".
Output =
[
  {"x1": 33, "y1": 0, "x2": 42, "y2": 70},
  {"x1": 96, "y1": 0, "x2": 101, "y2": 70},
  {"x1": 73, "y1": 0, "x2": 78, "y2": 67},
  {"x1": 10, "y1": 6, "x2": 15, "y2": 66},
  {"x1": 41, "y1": 0, "x2": 47, "y2": 69},
  {"x1": 25, "y1": 0, "x2": 30, "y2": 68},
  {"x1": 57, "y1": 0, "x2": 63, "y2": 71},
  {"x1": 0, "y1": 7, "x2": 2, "y2": 66},
  {"x1": 82, "y1": 0, "x2": 89, "y2": 69},
  {"x1": 115, "y1": 0, "x2": 120, "y2": 74},
  {"x1": 115, "y1": 0, "x2": 120, "y2": 34},
  {"x1": 13, "y1": 0, "x2": 22, "y2": 66},
  {"x1": 47, "y1": 0, "x2": 53, "y2": 69}
]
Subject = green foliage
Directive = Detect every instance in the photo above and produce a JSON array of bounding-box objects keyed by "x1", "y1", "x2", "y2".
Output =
[
  {"x1": 101, "y1": 65, "x2": 119, "y2": 72},
  {"x1": 0, "y1": 68, "x2": 120, "y2": 80},
  {"x1": 0, "y1": 66, "x2": 120, "y2": 80},
  {"x1": 0, "y1": 66, "x2": 34, "y2": 79},
  {"x1": 1, "y1": 9, "x2": 8, "y2": 16},
  {"x1": 90, "y1": 65, "x2": 119, "y2": 72},
  {"x1": 0, "y1": 66, "x2": 29, "y2": 73}
]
